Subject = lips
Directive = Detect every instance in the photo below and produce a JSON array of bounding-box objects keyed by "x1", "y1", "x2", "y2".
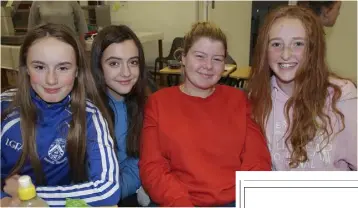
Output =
[
  {"x1": 118, "y1": 80, "x2": 131, "y2": 85},
  {"x1": 279, "y1": 63, "x2": 298, "y2": 69},
  {"x1": 44, "y1": 88, "x2": 60, "y2": 94},
  {"x1": 198, "y1": 72, "x2": 214, "y2": 78}
]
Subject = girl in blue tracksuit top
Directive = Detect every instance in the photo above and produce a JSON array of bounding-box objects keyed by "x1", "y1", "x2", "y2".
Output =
[
  {"x1": 90, "y1": 25, "x2": 150, "y2": 205},
  {"x1": 1, "y1": 23, "x2": 120, "y2": 207}
]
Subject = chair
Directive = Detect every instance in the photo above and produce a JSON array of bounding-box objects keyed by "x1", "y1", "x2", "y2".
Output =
[
  {"x1": 146, "y1": 70, "x2": 159, "y2": 93},
  {"x1": 219, "y1": 54, "x2": 237, "y2": 85},
  {"x1": 225, "y1": 54, "x2": 237, "y2": 65},
  {"x1": 153, "y1": 37, "x2": 184, "y2": 82}
]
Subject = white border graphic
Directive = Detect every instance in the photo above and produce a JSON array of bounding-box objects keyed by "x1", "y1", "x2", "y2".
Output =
[{"x1": 236, "y1": 171, "x2": 358, "y2": 208}]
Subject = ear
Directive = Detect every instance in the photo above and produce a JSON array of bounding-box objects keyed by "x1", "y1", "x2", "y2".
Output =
[
  {"x1": 181, "y1": 54, "x2": 187, "y2": 67},
  {"x1": 75, "y1": 68, "x2": 78, "y2": 77},
  {"x1": 321, "y1": 6, "x2": 331, "y2": 18},
  {"x1": 24, "y1": 66, "x2": 31, "y2": 75}
]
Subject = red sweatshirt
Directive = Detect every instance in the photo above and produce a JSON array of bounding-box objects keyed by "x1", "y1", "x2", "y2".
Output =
[{"x1": 139, "y1": 85, "x2": 271, "y2": 207}]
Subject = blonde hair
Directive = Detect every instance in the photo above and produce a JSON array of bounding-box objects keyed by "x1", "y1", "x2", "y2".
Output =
[{"x1": 179, "y1": 21, "x2": 227, "y2": 82}]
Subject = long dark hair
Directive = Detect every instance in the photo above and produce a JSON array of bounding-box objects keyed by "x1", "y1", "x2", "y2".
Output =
[
  {"x1": 90, "y1": 25, "x2": 147, "y2": 158},
  {"x1": 1, "y1": 23, "x2": 114, "y2": 184}
]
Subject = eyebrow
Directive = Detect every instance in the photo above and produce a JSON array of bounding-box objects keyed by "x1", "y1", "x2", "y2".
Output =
[
  {"x1": 269, "y1": 37, "x2": 305, "y2": 42},
  {"x1": 104, "y1": 56, "x2": 122, "y2": 62},
  {"x1": 193, "y1": 51, "x2": 225, "y2": 57},
  {"x1": 104, "y1": 56, "x2": 139, "y2": 62},
  {"x1": 129, "y1": 56, "x2": 139, "y2": 60},
  {"x1": 31, "y1": 60, "x2": 72, "y2": 66}
]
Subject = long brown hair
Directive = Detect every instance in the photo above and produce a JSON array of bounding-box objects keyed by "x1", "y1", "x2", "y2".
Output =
[
  {"x1": 1, "y1": 23, "x2": 114, "y2": 184},
  {"x1": 90, "y1": 25, "x2": 147, "y2": 157},
  {"x1": 247, "y1": 6, "x2": 346, "y2": 168}
]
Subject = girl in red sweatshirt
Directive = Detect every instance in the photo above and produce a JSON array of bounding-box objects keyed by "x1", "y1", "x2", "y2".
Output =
[{"x1": 139, "y1": 22, "x2": 271, "y2": 207}]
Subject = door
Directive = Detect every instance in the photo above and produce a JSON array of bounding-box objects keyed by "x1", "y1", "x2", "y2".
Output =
[
  {"x1": 201, "y1": 1, "x2": 252, "y2": 67},
  {"x1": 249, "y1": 1, "x2": 289, "y2": 63},
  {"x1": 199, "y1": 0, "x2": 293, "y2": 66}
]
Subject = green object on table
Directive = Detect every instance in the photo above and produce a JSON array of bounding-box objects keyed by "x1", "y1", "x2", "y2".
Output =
[
  {"x1": 65, "y1": 198, "x2": 89, "y2": 207},
  {"x1": 88, "y1": 25, "x2": 97, "y2": 32}
]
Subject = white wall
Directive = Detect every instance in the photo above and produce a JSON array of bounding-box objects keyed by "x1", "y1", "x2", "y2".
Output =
[
  {"x1": 325, "y1": 1, "x2": 357, "y2": 83},
  {"x1": 107, "y1": 1, "x2": 197, "y2": 67}
]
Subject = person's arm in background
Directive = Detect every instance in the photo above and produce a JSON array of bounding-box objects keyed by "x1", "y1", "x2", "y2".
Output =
[
  {"x1": 240, "y1": 96, "x2": 272, "y2": 170},
  {"x1": 35, "y1": 109, "x2": 120, "y2": 207},
  {"x1": 71, "y1": 1, "x2": 88, "y2": 47},
  {"x1": 139, "y1": 96, "x2": 193, "y2": 207},
  {"x1": 27, "y1": 1, "x2": 40, "y2": 30}
]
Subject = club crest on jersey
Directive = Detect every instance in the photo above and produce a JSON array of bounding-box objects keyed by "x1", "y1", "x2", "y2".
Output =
[{"x1": 44, "y1": 138, "x2": 67, "y2": 164}]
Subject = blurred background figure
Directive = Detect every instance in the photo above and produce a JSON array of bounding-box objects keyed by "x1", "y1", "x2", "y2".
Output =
[
  {"x1": 27, "y1": 1, "x2": 88, "y2": 45},
  {"x1": 297, "y1": 1, "x2": 341, "y2": 27}
]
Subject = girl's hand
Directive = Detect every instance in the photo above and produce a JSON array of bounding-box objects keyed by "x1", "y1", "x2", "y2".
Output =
[
  {"x1": 4, "y1": 175, "x2": 20, "y2": 198},
  {"x1": 1, "y1": 196, "x2": 21, "y2": 207}
]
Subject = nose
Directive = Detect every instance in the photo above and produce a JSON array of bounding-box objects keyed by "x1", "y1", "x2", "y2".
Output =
[
  {"x1": 281, "y1": 46, "x2": 292, "y2": 60},
  {"x1": 45, "y1": 69, "x2": 58, "y2": 85},
  {"x1": 205, "y1": 58, "x2": 213, "y2": 70},
  {"x1": 119, "y1": 63, "x2": 132, "y2": 78}
]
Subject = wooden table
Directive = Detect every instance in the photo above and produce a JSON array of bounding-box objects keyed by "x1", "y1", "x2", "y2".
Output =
[{"x1": 159, "y1": 64, "x2": 237, "y2": 86}]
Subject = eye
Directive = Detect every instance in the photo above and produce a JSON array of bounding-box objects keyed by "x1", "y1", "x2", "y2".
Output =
[
  {"x1": 293, "y1": 41, "x2": 305, "y2": 47},
  {"x1": 213, "y1": 58, "x2": 224, "y2": 62},
  {"x1": 34, "y1": 65, "x2": 45, "y2": 70},
  {"x1": 271, "y1": 42, "x2": 281, "y2": 47},
  {"x1": 195, "y1": 54, "x2": 204, "y2": 59},
  {"x1": 109, "y1": 62, "x2": 120, "y2": 67},
  {"x1": 129, "y1": 60, "x2": 139, "y2": 67},
  {"x1": 58, "y1": 66, "x2": 69, "y2": 71}
]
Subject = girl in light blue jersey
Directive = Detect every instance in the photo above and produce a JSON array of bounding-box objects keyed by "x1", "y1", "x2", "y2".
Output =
[
  {"x1": 90, "y1": 25, "x2": 150, "y2": 206},
  {"x1": 1, "y1": 23, "x2": 120, "y2": 207}
]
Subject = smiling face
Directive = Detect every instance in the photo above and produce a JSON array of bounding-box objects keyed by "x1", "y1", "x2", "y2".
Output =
[
  {"x1": 268, "y1": 17, "x2": 306, "y2": 84},
  {"x1": 182, "y1": 37, "x2": 226, "y2": 90},
  {"x1": 101, "y1": 40, "x2": 140, "y2": 100},
  {"x1": 26, "y1": 37, "x2": 77, "y2": 103}
]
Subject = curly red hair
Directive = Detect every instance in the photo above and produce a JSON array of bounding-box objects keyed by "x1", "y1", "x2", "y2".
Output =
[{"x1": 247, "y1": 5, "x2": 347, "y2": 168}]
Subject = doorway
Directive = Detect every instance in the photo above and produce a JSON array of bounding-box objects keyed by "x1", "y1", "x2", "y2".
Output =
[{"x1": 249, "y1": 1, "x2": 289, "y2": 64}]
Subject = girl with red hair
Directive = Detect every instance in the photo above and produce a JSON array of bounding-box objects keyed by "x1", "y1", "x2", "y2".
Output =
[{"x1": 248, "y1": 5, "x2": 357, "y2": 171}]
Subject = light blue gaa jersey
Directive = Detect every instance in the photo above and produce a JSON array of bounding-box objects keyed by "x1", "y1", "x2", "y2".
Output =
[{"x1": 1, "y1": 89, "x2": 120, "y2": 207}]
